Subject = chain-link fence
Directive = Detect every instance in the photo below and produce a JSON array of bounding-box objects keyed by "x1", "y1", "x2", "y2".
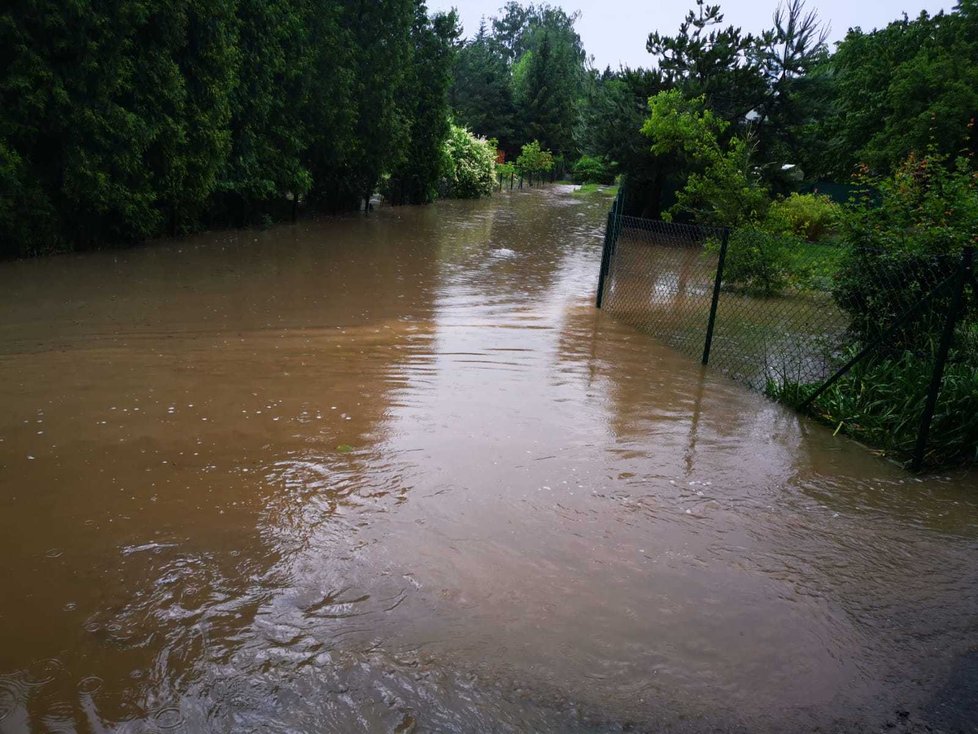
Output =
[{"x1": 596, "y1": 195, "x2": 977, "y2": 469}]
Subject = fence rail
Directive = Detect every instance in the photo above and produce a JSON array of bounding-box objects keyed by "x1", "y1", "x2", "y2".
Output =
[{"x1": 596, "y1": 196, "x2": 976, "y2": 470}]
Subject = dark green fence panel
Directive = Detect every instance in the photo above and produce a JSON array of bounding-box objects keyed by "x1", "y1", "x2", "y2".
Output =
[{"x1": 596, "y1": 205, "x2": 977, "y2": 470}]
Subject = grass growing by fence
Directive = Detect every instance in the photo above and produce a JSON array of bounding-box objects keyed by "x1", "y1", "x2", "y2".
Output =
[
  {"x1": 601, "y1": 212, "x2": 977, "y2": 469},
  {"x1": 770, "y1": 346, "x2": 978, "y2": 466},
  {"x1": 573, "y1": 183, "x2": 620, "y2": 199},
  {"x1": 706, "y1": 230, "x2": 846, "y2": 297}
]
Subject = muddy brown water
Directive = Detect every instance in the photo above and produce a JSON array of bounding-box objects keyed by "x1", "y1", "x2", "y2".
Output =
[{"x1": 0, "y1": 186, "x2": 976, "y2": 733}]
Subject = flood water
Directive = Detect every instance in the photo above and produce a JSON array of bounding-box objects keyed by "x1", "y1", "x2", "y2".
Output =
[{"x1": 1, "y1": 186, "x2": 976, "y2": 733}]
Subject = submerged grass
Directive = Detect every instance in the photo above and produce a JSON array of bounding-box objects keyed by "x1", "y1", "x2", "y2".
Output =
[
  {"x1": 573, "y1": 183, "x2": 620, "y2": 199},
  {"x1": 709, "y1": 230, "x2": 846, "y2": 297}
]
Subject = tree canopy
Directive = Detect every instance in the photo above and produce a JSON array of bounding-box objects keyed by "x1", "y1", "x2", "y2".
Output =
[
  {"x1": 577, "y1": 0, "x2": 977, "y2": 217},
  {"x1": 450, "y1": 3, "x2": 586, "y2": 158},
  {"x1": 811, "y1": 2, "x2": 978, "y2": 179},
  {"x1": 0, "y1": 0, "x2": 461, "y2": 256},
  {"x1": 3, "y1": 0, "x2": 978, "y2": 256}
]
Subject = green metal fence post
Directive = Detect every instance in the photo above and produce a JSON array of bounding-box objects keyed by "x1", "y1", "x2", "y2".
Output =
[
  {"x1": 702, "y1": 228, "x2": 730, "y2": 365},
  {"x1": 911, "y1": 247, "x2": 973, "y2": 471},
  {"x1": 608, "y1": 200, "x2": 622, "y2": 263},
  {"x1": 596, "y1": 211, "x2": 615, "y2": 309}
]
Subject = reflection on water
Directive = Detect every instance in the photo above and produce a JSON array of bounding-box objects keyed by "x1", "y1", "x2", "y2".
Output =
[{"x1": 1, "y1": 187, "x2": 976, "y2": 732}]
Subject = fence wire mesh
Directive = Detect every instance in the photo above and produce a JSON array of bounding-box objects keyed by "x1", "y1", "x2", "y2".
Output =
[
  {"x1": 603, "y1": 216, "x2": 725, "y2": 365},
  {"x1": 598, "y1": 209, "x2": 977, "y2": 468}
]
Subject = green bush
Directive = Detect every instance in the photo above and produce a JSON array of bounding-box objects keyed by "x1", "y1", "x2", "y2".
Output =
[
  {"x1": 440, "y1": 123, "x2": 497, "y2": 199},
  {"x1": 571, "y1": 155, "x2": 614, "y2": 184},
  {"x1": 833, "y1": 152, "x2": 977, "y2": 350},
  {"x1": 765, "y1": 193, "x2": 841, "y2": 242},
  {"x1": 714, "y1": 228, "x2": 798, "y2": 296},
  {"x1": 515, "y1": 140, "x2": 555, "y2": 178},
  {"x1": 497, "y1": 162, "x2": 517, "y2": 179}
]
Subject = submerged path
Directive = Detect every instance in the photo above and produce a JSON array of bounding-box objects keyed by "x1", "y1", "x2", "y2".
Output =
[{"x1": 0, "y1": 186, "x2": 976, "y2": 732}]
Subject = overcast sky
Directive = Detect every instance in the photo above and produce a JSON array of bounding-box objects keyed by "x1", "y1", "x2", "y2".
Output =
[{"x1": 428, "y1": 0, "x2": 955, "y2": 70}]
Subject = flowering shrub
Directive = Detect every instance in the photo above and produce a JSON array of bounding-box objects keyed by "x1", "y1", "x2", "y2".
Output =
[{"x1": 441, "y1": 123, "x2": 497, "y2": 199}]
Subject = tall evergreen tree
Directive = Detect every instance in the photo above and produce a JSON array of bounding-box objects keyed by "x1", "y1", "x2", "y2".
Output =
[
  {"x1": 512, "y1": 26, "x2": 581, "y2": 155},
  {"x1": 151, "y1": 0, "x2": 239, "y2": 234},
  {"x1": 389, "y1": 4, "x2": 460, "y2": 205},
  {"x1": 302, "y1": 0, "x2": 356, "y2": 210},
  {"x1": 347, "y1": 0, "x2": 414, "y2": 206},
  {"x1": 577, "y1": 67, "x2": 669, "y2": 215},
  {"x1": 753, "y1": 0, "x2": 829, "y2": 167},
  {"x1": 451, "y1": 25, "x2": 517, "y2": 152},
  {"x1": 646, "y1": 0, "x2": 766, "y2": 126},
  {"x1": 216, "y1": 0, "x2": 311, "y2": 224}
]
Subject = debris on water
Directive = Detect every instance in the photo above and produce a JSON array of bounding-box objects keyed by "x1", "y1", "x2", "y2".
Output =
[{"x1": 121, "y1": 542, "x2": 178, "y2": 556}]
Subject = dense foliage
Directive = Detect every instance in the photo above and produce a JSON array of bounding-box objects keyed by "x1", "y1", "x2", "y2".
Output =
[
  {"x1": 755, "y1": 154, "x2": 978, "y2": 466},
  {"x1": 577, "y1": 0, "x2": 829, "y2": 214},
  {"x1": 833, "y1": 153, "x2": 978, "y2": 351},
  {"x1": 450, "y1": 3, "x2": 585, "y2": 159},
  {"x1": 440, "y1": 123, "x2": 497, "y2": 199},
  {"x1": 607, "y1": 1, "x2": 978, "y2": 466},
  {"x1": 3, "y1": 0, "x2": 976, "y2": 263},
  {"x1": 0, "y1": 0, "x2": 460, "y2": 257},
  {"x1": 811, "y1": 3, "x2": 978, "y2": 179},
  {"x1": 515, "y1": 140, "x2": 555, "y2": 180},
  {"x1": 641, "y1": 91, "x2": 767, "y2": 227},
  {"x1": 775, "y1": 349, "x2": 978, "y2": 466},
  {"x1": 578, "y1": 0, "x2": 977, "y2": 218}
]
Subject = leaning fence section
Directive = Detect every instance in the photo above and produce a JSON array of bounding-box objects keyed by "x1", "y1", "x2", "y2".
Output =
[{"x1": 596, "y1": 202, "x2": 976, "y2": 470}]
